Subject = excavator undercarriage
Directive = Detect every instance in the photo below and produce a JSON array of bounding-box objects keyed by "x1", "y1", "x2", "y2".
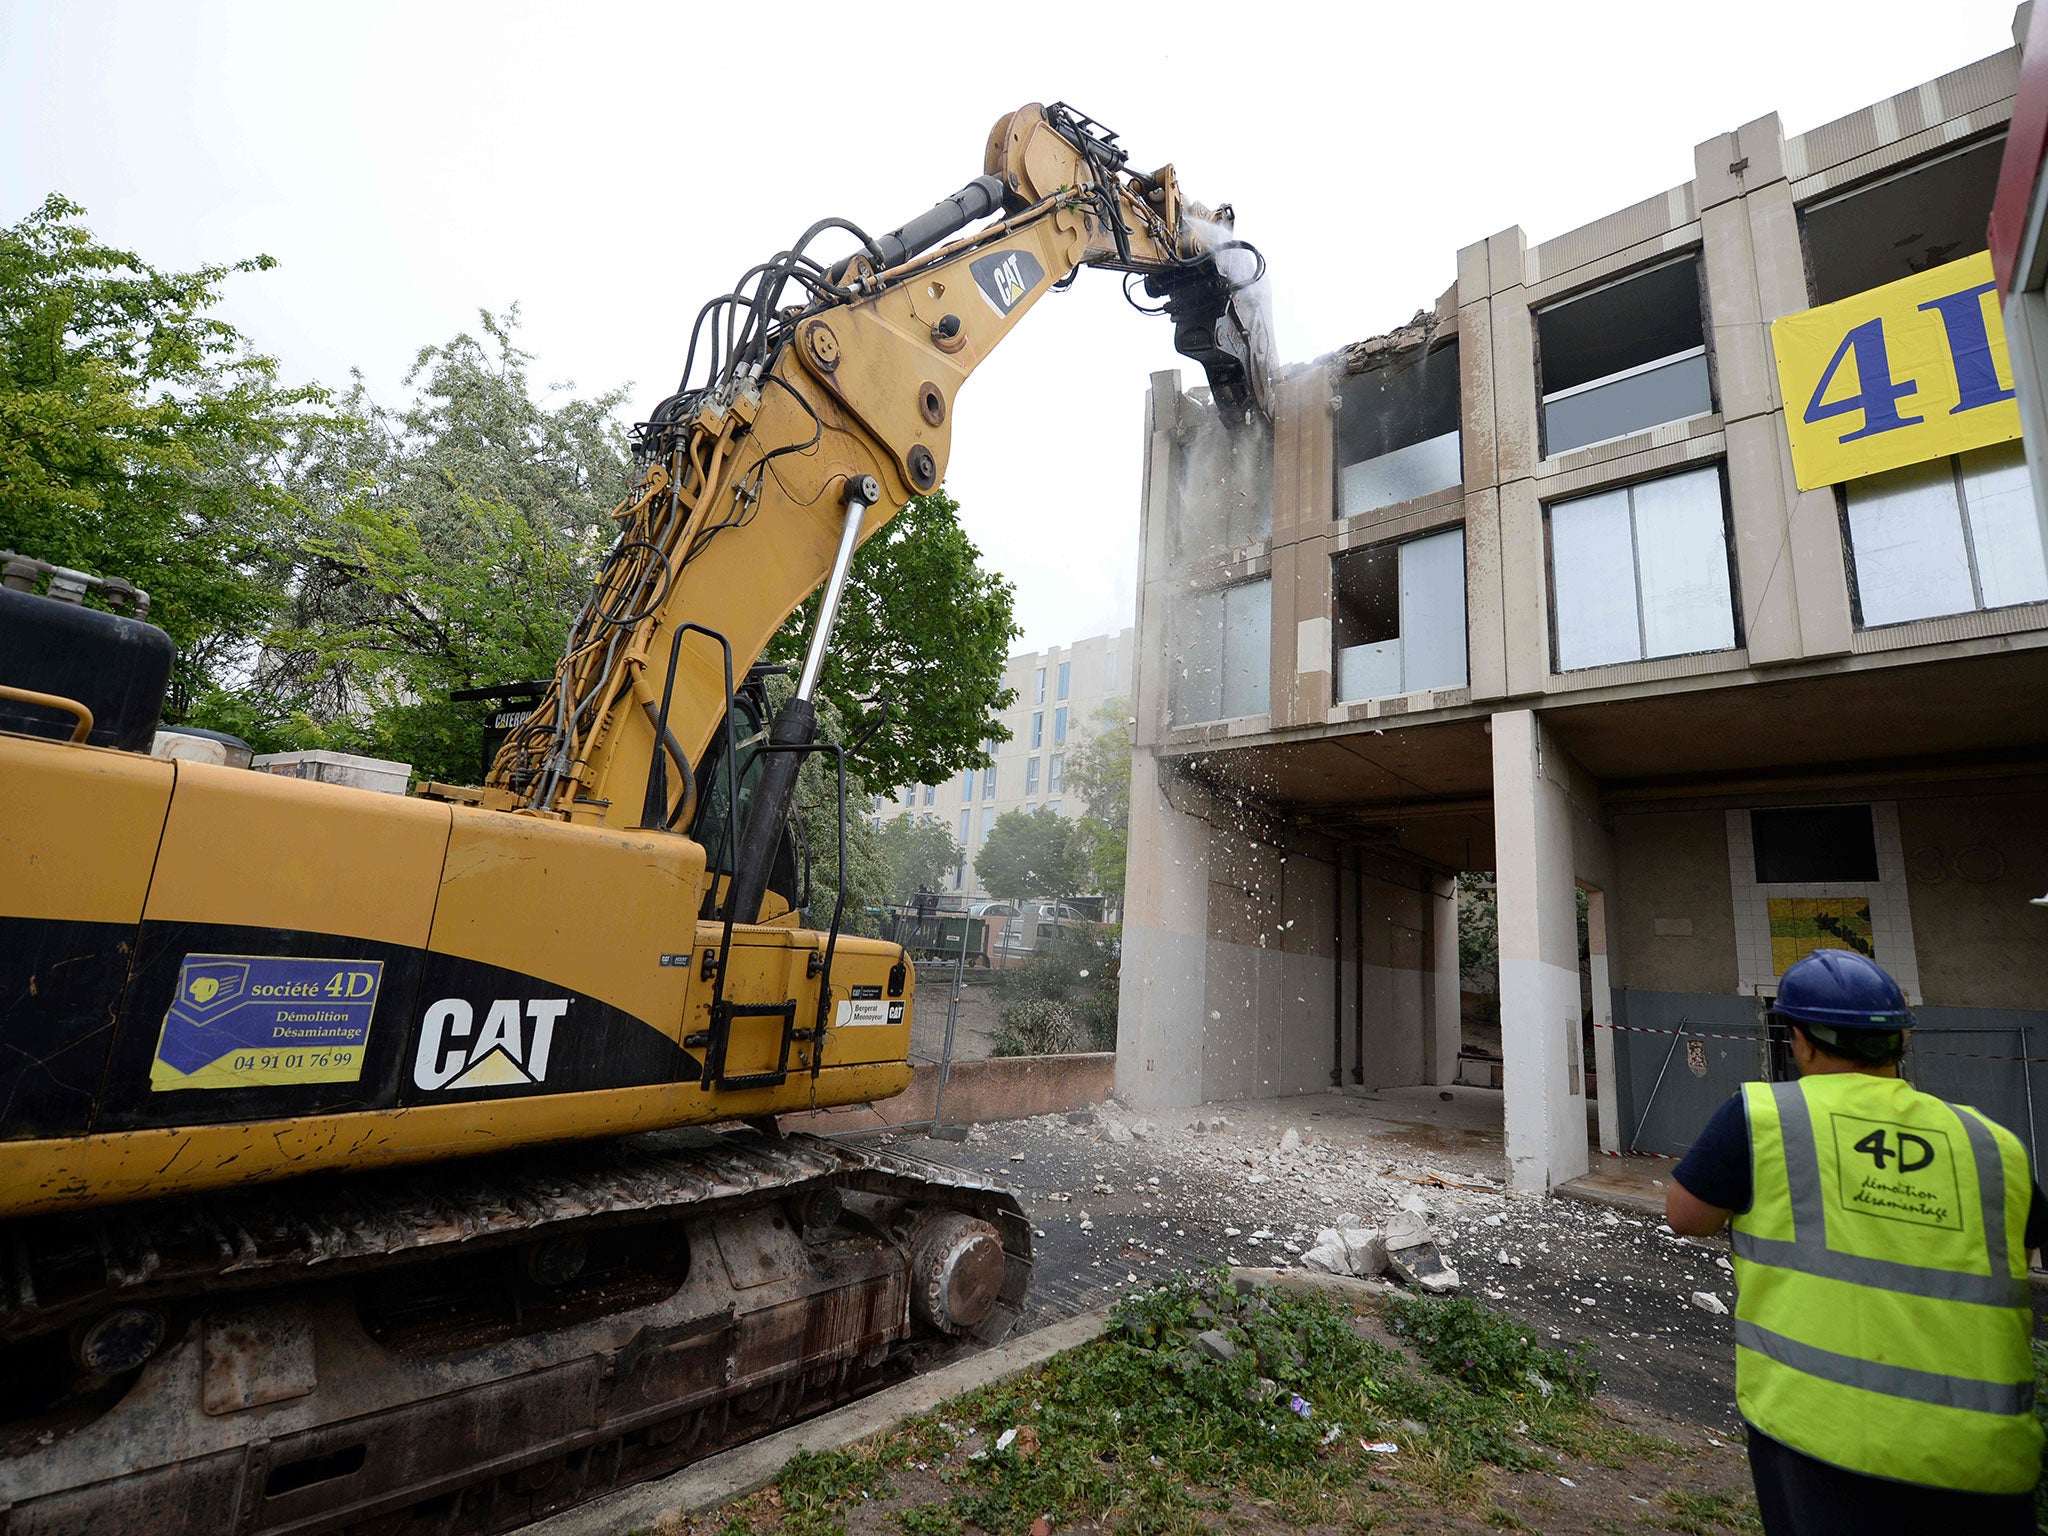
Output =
[{"x1": 0, "y1": 1129, "x2": 1029, "y2": 1534}]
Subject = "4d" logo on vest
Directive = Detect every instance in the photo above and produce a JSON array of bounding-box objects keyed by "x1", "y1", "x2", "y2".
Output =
[
  {"x1": 414, "y1": 998, "x2": 569, "y2": 1091},
  {"x1": 1830, "y1": 1113, "x2": 1963, "y2": 1231}
]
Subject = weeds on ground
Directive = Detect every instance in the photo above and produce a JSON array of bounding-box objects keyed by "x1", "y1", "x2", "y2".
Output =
[
  {"x1": 767, "y1": 1273, "x2": 1608, "y2": 1536},
  {"x1": 2030, "y1": 1340, "x2": 2048, "y2": 1534},
  {"x1": 1384, "y1": 1293, "x2": 1600, "y2": 1401},
  {"x1": 1656, "y1": 1487, "x2": 1761, "y2": 1534}
]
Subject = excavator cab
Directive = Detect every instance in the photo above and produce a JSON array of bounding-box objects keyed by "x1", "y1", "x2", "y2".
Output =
[{"x1": 689, "y1": 668, "x2": 811, "y2": 926}]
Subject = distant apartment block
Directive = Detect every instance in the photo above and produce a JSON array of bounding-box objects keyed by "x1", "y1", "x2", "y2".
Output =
[{"x1": 874, "y1": 627, "x2": 1134, "y2": 898}]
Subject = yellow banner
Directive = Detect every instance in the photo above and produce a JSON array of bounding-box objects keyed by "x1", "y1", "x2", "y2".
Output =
[{"x1": 1771, "y1": 251, "x2": 2021, "y2": 491}]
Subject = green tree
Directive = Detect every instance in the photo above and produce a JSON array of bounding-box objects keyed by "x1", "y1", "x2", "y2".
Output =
[
  {"x1": 975, "y1": 805, "x2": 1087, "y2": 901},
  {"x1": 788, "y1": 695, "x2": 890, "y2": 934},
  {"x1": 766, "y1": 488, "x2": 1019, "y2": 792},
  {"x1": 0, "y1": 194, "x2": 326, "y2": 714},
  {"x1": 1066, "y1": 696, "x2": 1132, "y2": 903},
  {"x1": 197, "y1": 310, "x2": 627, "y2": 780},
  {"x1": 874, "y1": 813, "x2": 963, "y2": 903},
  {"x1": 1457, "y1": 871, "x2": 1498, "y2": 981},
  {"x1": 990, "y1": 925, "x2": 1120, "y2": 1054}
]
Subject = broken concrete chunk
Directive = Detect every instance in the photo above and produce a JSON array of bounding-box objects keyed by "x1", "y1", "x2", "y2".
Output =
[
  {"x1": 1387, "y1": 1245, "x2": 1460, "y2": 1295},
  {"x1": 1279, "y1": 1128, "x2": 1301, "y2": 1154},
  {"x1": 1339, "y1": 1227, "x2": 1388, "y2": 1277},
  {"x1": 1102, "y1": 1119, "x2": 1134, "y2": 1146},
  {"x1": 1065, "y1": 1109, "x2": 1097, "y2": 1126},
  {"x1": 1300, "y1": 1241, "x2": 1350, "y2": 1275},
  {"x1": 1690, "y1": 1290, "x2": 1729, "y2": 1315},
  {"x1": 1382, "y1": 1212, "x2": 1431, "y2": 1252},
  {"x1": 1381, "y1": 1213, "x2": 1458, "y2": 1293},
  {"x1": 1194, "y1": 1329, "x2": 1238, "y2": 1362}
]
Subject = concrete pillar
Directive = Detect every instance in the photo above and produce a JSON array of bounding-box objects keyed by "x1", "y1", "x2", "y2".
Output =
[
  {"x1": 1428, "y1": 873, "x2": 1461, "y2": 1086},
  {"x1": 1483, "y1": 228, "x2": 1549, "y2": 697},
  {"x1": 1115, "y1": 749, "x2": 1209, "y2": 1110},
  {"x1": 1696, "y1": 114, "x2": 1854, "y2": 664},
  {"x1": 1457, "y1": 237, "x2": 1509, "y2": 703},
  {"x1": 1133, "y1": 373, "x2": 1183, "y2": 748},
  {"x1": 1270, "y1": 368, "x2": 1334, "y2": 728},
  {"x1": 1491, "y1": 709, "x2": 1591, "y2": 1192}
]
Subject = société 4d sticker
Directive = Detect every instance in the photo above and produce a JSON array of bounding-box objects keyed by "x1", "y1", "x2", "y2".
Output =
[{"x1": 151, "y1": 955, "x2": 382, "y2": 1090}]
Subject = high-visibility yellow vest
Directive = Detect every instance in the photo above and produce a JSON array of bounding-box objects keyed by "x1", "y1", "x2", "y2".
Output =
[{"x1": 1732, "y1": 1074, "x2": 2041, "y2": 1493}]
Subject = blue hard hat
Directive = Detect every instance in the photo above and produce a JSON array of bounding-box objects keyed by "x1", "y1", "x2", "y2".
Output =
[{"x1": 1773, "y1": 949, "x2": 1914, "y2": 1032}]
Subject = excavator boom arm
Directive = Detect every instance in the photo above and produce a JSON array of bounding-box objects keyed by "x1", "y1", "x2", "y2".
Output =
[{"x1": 486, "y1": 103, "x2": 1269, "y2": 889}]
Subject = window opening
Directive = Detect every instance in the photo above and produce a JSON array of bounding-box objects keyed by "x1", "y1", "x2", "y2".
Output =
[
  {"x1": 1054, "y1": 706, "x2": 1068, "y2": 745},
  {"x1": 1336, "y1": 338, "x2": 1461, "y2": 517},
  {"x1": 1537, "y1": 258, "x2": 1711, "y2": 456},
  {"x1": 1751, "y1": 805, "x2": 1879, "y2": 885},
  {"x1": 1025, "y1": 756, "x2": 1040, "y2": 796},
  {"x1": 1057, "y1": 660, "x2": 1070, "y2": 700},
  {"x1": 1548, "y1": 463, "x2": 1737, "y2": 670},
  {"x1": 1170, "y1": 578, "x2": 1271, "y2": 723},
  {"x1": 1802, "y1": 136, "x2": 2006, "y2": 304},
  {"x1": 1332, "y1": 526, "x2": 1467, "y2": 701},
  {"x1": 1844, "y1": 441, "x2": 2048, "y2": 626}
]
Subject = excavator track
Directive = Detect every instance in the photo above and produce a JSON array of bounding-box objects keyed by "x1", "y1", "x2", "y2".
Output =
[{"x1": 0, "y1": 1128, "x2": 1030, "y2": 1535}]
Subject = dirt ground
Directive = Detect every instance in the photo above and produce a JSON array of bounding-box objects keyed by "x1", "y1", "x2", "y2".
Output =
[{"x1": 705, "y1": 1422, "x2": 1757, "y2": 1536}]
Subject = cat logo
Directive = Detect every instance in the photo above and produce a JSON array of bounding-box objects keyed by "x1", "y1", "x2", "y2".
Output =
[
  {"x1": 969, "y1": 248, "x2": 1045, "y2": 318},
  {"x1": 414, "y1": 998, "x2": 568, "y2": 1091}
]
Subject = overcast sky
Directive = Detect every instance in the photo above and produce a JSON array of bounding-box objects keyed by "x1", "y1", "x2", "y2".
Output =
[{"x1": 0, "y1": 2, "x2": 2025, "y2": 652}]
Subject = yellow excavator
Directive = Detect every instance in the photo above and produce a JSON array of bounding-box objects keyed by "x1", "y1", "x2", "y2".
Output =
[{"x1": 0, "y1": 103, "x2": 1269, "y2": 1532}]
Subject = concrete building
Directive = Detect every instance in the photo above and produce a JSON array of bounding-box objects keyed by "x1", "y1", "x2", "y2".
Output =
[
  {"x1": 1119, "y1": 20, "x2": 2048, "y2": 1194},
  {"x1": 875, "y1": 627, "x2": 1134, "y2": 899}
]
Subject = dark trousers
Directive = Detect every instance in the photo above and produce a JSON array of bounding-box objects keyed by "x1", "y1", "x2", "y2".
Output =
[{"x1": 1747, "y1": 1425, "x2": 2035, "y2": 1535}]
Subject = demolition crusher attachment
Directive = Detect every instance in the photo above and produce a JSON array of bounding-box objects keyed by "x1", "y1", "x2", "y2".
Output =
[{"x1": 0, "y1": 1130, "x2": 1029, "y2": 1534}]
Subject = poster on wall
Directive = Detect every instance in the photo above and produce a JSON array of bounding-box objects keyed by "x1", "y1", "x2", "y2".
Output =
[
  {"x1": 1771, "y1": 251, "x2": 2021, "y2": 491},
  {"x1": 1768, "y1": 896, "x2": 1875, "y2": 975}
]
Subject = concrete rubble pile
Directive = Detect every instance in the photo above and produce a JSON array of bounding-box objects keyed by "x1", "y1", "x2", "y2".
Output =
[{"x1": 1299, "y1": 1211, "x2": 1459, "y2": 1294}]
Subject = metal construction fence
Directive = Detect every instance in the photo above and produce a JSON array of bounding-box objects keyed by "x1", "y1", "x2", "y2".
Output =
[{"x1": 1608, "y1": 989, "x2": 2047, "y2": 1168}]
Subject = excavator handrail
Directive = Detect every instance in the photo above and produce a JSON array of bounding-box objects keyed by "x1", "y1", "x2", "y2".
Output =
[{"x1": 0, "y1": 684, "x2": 93, "y2": 744}]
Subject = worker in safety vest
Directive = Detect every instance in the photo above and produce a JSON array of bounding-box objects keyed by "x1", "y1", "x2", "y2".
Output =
[{"x1": 1667, "y1": 948, "x2": 2044, "y2": 1534}]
